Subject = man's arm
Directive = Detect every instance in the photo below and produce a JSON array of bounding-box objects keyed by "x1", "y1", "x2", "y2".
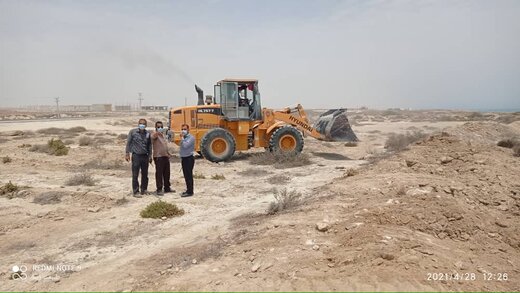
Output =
[
  {"x1": 181, "y1": 135, "x2": 195, "y2": 150},
  {"x1": 147, "y1": 134, "x2": 153, "y2": 163},
  {"x1": 125, "y1": 130, "x2": 133, "y2": 161}
]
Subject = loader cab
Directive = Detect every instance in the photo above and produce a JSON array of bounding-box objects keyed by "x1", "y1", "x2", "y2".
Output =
[{"x1": 214, "y1": 79, "x2": 263, "y2": 121}]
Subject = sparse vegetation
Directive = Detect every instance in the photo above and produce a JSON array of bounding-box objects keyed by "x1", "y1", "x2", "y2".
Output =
[
  {"x1": 267, "y1": 175, "x2": 290, "y2": 184},
  {"x1": 37, "y1": 126, "x2": 87, "y2": 135},
  {"x1": 250, "y1": 151, "x2": 312, "y2": 169},
  {"x1": 95, "y1": 137, "x2": 113, "y2": 145},
  {"x1": 18, "y1": 143, "x2": 32, "y2": 148},
  {"x1": 65, "y1": 173, "x2": 95, "y2": 186},
  {"x1": 117, "y1": 133, "x2": 128, "y2": 140},
  {"x1": 115, "y1": 197, "x2": 129, "y2": 206},
  {"x1": 497, "y1": 138, "x2": 518, "y2": 149},
  {"x1": 140, "y1": 200, "x2": 184, "y2": 219},
  {"x1": 193, "y1": 173, "x2": 206, "y2": 179},
  {"x1": 344, "y1": 168, "x2": 358, "y2": 177},
  {"x1": 211, "y1": 174, "x2": 226, "y2": 180},
  {"x1": 30, "y1": 138, "x2": 69, "y2": 156},
  {"x1": 384, "y1": 131, "x2": 427, "y2": 152},
  {"x1": 0, "y1": 181, "x2": 20, "y2": 195},
  {"x1": 2, "y1": 156, "x2": 12, "y2": 163},
  {"x1": 514, "y1": 144, "x2": 520, "y2": 157},
  {"x1": 83, "y1": 157, "x2": 125, "y2": 170},
  {"x1": 33, "y1": 191, "x2": 65, "y2": 205},
  {"x1": 0, "y1": 138, "x2": 8, "y2": 143},
  {"x1": 79, "y1": 136, "x2": 94, "y2": 146},
  {"x1": 344, "y1": 141, "x2": 358, "y2": 147},
  {"x1": 267, "y1": 189, "x2": 302, "y2": 215},
  {"x1": 63, "y1": 139, "x2": 75, "y2": 145},
  {"x1": 238, "y1": 168, "x2": 271, "y2": 177}
]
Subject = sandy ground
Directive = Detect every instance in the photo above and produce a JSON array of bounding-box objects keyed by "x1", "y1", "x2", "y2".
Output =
[{"x1": 0, "y1": 112, "x2": 519, "y2": 291}]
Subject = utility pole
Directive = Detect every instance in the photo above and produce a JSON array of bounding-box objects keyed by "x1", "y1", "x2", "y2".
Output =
[
  {"x1": 138, "y1": 92, "x2": 143, "y2": 111},
  {"x1": 54, "y1": 97, "x2": 61, "y2": 119}
]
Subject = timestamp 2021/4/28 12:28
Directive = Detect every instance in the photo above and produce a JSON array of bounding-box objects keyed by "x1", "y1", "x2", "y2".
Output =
[{"x1": 427, "y1": 272, "x2": 509, "y2": 281}]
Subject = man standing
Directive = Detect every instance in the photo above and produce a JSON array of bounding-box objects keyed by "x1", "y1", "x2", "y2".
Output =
[
  {"x1": 180, "y1": 124, "x2": 195, "y2": 197},
  {"x1": 125, "y1": 118, "x2": 152, "y2": 197},
  {"x1": 151, "y1": 121, "x2": 173, "y2": 196}
]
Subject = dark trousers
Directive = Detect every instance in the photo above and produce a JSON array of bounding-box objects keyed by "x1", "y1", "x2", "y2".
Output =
[
  {"x1": 154, "y1": 156, "x2": 171, "y2": 191},
  {"x1": 181, "y1": 155, "x2": 195, "y2": 194},
  {"x1": 132, "y1": 154, "x2": 149, "y2": 193}
]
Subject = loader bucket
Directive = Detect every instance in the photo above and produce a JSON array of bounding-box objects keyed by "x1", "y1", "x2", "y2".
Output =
[{"x1": 313, "y1": 109, "x2": 359, "y2": 142}]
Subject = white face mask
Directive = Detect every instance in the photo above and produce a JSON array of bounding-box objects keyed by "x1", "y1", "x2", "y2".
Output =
[{"x1": 181, "y1": 130, "x2": 188, "y2": 135}]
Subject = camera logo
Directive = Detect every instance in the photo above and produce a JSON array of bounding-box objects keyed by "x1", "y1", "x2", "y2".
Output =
[{"x1": 11, "y1": 265, "x2": 28, "y2": 280}]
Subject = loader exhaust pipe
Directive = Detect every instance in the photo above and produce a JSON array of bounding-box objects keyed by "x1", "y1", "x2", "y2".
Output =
[{"x1": 195, "y1": 84, "x2": 204, "y2": 105}]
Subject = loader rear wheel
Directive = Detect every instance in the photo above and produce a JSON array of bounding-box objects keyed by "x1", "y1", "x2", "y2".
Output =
[
  {"x1": 269, "y1": 126, "x2": 304, "y2": 153},
  {"x1": 200, "y1": 128, "x2": 236, "y2": 162}
]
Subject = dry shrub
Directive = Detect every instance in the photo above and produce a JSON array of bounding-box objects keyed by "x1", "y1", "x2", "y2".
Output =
[
  {"x1": 344, "y1": 168, "x2": 358, "y2": 177},
  {"x1": 250, "y1": 151, "x2": 311, "y2": 169},
  {"x1": 193, "y1": 173, "x2": 206, "y2": 179},
  {"x1": 79, "y1": 136, "x2": 93, "y2": 146},
  {"x1": 68, "y1": 126, "x2": 87, "y2": 132},
  {"x1": 0, "y1": 138, "x2": 8, "y2": 144},
  {"x1": 497, "y1": 139, "x2": 518, "y2": 149},
  {"x1": 95, "y1": 137, "x2": 113, "y2": 145},
  {"x1": 267, "y1": 189, "x2": 302, "y2": 215},
  {"x1": 115, "y1": 197, "x2": 129, "y2": 206},
  {"x1": 2, "y1": 156, "x2": 12, "y2": 163},
  {"x1": 0, "y1": 181, "x2": 19, "y2": 195},
  {"x1": 344, "y1": 141, "x2": 358, "y2": 147},
  {"x1": 83, "y1": 157, "x2": 125, "y2": 170},
  {"x1": 63, "y1": 139, "x2": 75, "y2": 145},
  {"x1": 30, "y1": 139, "x2": 69, "y2": 156},
  {"x1": 514, "y1": 144, "x2": 520, "y2": 157},
  {"x1": 140, "y1": 201, "x2": 184, "y2": 219},
  {"x1": 384, "y1": 131, "x2": 427, "y2": 152},
  {"x1": 211, "y1": 174, "x2": 226, "y2": 180},
  {"x1": 65, "y1": 173, "x2": 95, "y2": 186},
  {"x1": 37, "y1": 126, "x2": 86, "y2": 135},
  {"x1": 267, "y1": 175, "x2": 290, "y2": 184},
  {"x1": 117, "y1": 133, "x2": 128, "y2": 140},
  {"x1": 18, "y1": 143, "x2": 32, "y2": 148},
  {"x1": 237, "y1": 168, "x2": 271, "y2": 177},
  {"x1": 33, "y1": 191, "x2": 66, "y2": 205}
]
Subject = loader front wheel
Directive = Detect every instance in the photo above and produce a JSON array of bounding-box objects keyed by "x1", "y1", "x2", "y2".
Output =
[
  {"x1": 200, "y1": 128, "x2": 236, "y2": 162},
  {"x1": 269, "y1": 126, "x2": 304, "y2": 153}
]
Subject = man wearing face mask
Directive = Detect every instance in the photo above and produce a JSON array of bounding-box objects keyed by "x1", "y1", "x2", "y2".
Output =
[
  {"x1": 151, "y1": 121, "x2": 173, "y2": 196},
  {"x1": 179, "y1": 124, "x2": 195, "y2": 197},
  {"x1": 125, "y1": 118, "x2": 153, "y2": 197}
]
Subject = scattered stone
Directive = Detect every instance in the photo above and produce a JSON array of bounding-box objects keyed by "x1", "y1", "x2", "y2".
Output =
[
  {"x1": 87, "y1": 207, "x2": 101, "y2": 213},
  {"x1": 327, "y1": 263, "x2": 335, "y2": 268},
  {"x1": 345, "y1": 222, "x2": 363, "y2": 230},
  {"x1": 414, "y1": 247, "x2": 434, "y2": 255},
  {"x1": 215, "y1": 280, "x2": 222, "y2": 285},
  {"x1": 167, "y1": 264, "x2": 173, "y2": 269},
  {"x1": 191, "y1": 259, "x2": 198, "y2": 264},
  {"x1": 249, "y1": 255, "x2": 255, "y2": 262},
  {"x1": 379, "y1": 253, "x2": 395, "y2": 260},
  {"x1": 405, "y1": 160, "x2": 417, "y2": 167},
  {"x1": 251, "y1": 263, "x2": 261, "y2": 272},
  {"x1": 312, "y1": 245, "x2": 320, "y2": 251},
  {"x1": 161, "y1": 216, "x2": 167, "y2": 220},
  {"x1": 495, "y1": 220, "x2": 508, "y2": 228},
  {"x1": 374, "y1": 258, "x2": 384, "y2": 266},
  {"x1": 54, "y1": 217, "x2": 65, "y2": 221},
  {"x1": 316, "y1": 222, "x2": 330, "y2": 232},
  {"x1": 440, "y1": 156, "x2": 454, "y2": 164}
]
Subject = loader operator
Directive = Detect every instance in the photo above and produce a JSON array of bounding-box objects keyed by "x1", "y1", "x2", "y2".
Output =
[{"x1": 125, "y1": 118, "x2": 152, "y2": 197}]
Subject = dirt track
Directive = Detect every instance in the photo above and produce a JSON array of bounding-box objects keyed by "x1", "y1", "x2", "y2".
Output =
[{"x1": 1, "y1": 114, "x2": 519, "y2": 291}]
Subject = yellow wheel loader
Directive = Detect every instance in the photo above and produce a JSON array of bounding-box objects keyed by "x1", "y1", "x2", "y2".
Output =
[{"x1": 169, "y1": 78, "x2": 357, "y2": 162}]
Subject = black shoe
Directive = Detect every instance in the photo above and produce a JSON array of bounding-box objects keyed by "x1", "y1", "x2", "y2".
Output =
[
  {"x1": 181, "y1": 192, "x2": 193, "y2": 197},
  {"x1": 156, "y1": 190, "x2": 164, "y2": 196},
  {"x1": 133, "y1": 192, "x2": 142, "y2": 198},
  {"x1": 140, "y1": 190, "x2": 148, "y2": 195},
  {"x1": 164, "y1": 188, "x2": 175, "y2": 193}
]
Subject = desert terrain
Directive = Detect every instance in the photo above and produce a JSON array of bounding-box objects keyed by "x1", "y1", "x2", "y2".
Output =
[{"x1": 0, "y1": 109, "x2": 519, "y2": 291}]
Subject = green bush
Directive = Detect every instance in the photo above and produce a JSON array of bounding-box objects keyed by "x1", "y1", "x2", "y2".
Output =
[
  {"x1": 48, "y1": 138, "x2": 69, "y2": 156},
  {"x1": 140, "y1": 201, "x2": 185, "y2": 219}
]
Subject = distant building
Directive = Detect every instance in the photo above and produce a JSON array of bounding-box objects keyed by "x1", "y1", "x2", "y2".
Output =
[
  {"x1": 91, "y1": 104, "x2": 112, "y2": 112},
  {"x1": 115, "y1": 105, "x2": 132, "y2": 111},
  {"x1": 142, "y1": 106, "x2": 168, "y2": 111}
]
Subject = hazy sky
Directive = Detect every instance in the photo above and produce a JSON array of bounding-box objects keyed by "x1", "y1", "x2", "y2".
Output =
[{"x1": 1, "y1": 0, "x2": 519, "y2": 110}]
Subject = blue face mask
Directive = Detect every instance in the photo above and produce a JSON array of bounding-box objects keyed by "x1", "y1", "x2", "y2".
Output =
[
  {"x1": 157, "y1": 127, "x2": 164, "y2": 133},
  {"x1": 138, "y1": 124, "x2": 146, "y2": 130}
]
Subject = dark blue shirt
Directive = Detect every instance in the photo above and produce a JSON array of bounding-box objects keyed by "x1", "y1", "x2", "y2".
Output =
[{"x1": 125, "y1": 128, "x2": 152, "y2": 156}]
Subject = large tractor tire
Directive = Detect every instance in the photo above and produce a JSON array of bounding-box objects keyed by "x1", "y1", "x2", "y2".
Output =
[
  {"x1": 200, "y1": 128, "x2": 236, "y2": 162},
  {"x1": 269, "y1": 126, "x2": 304, "y2": 153}
]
